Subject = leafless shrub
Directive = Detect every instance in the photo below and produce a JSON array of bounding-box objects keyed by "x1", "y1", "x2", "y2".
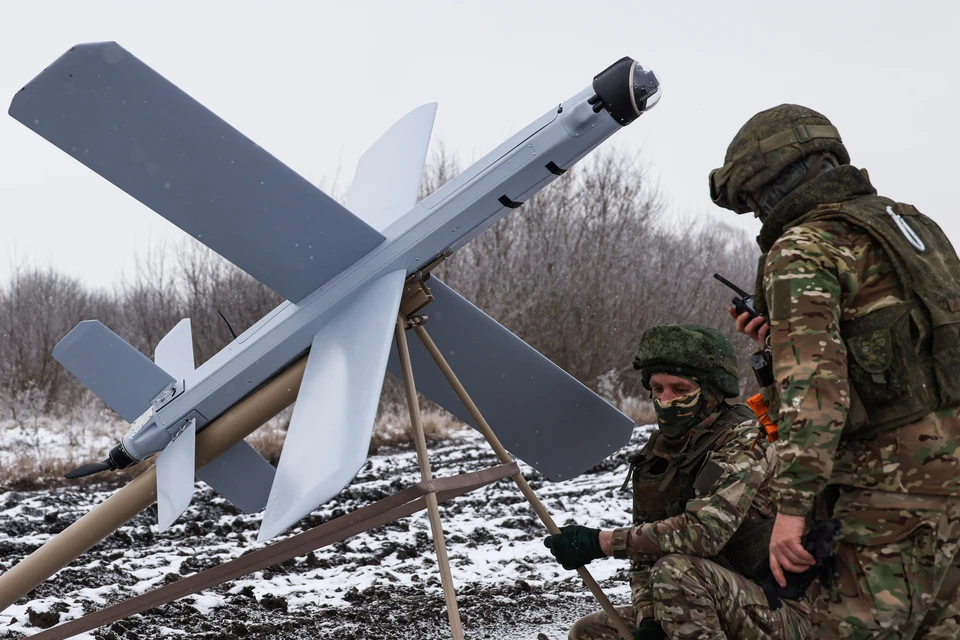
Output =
[
  {"x1": 0, "y1": 265, "x2": 111, "y2": 416},
  {"x1": 370, "y1": 405, "x2": 465, "y2": 449},
  {"x1": 619, "y1": 397, "x2": 657, "y2": 426},
  {"x1": 110, "y1": 244, "x2": 184, "y2": 357},
  {"x1": 173, "y1": 241, "x2": 284, "y2": 365},
  {"x1": 240, "y1": 403, "x2": 464, "y2": 467}
]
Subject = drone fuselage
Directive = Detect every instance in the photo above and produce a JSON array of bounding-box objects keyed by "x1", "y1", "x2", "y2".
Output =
[{"x1": 125, "y1": 85, "x2": 620, "y2": 463}]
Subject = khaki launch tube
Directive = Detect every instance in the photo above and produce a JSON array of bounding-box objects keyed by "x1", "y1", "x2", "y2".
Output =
[{"x1": 0, "y1": 356, "x2": 309, "y2": 612}]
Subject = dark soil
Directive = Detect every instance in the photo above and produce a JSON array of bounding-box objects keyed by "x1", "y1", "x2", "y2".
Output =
[{"x1": 0, "y1": 428, "x2": 650, "y2": 639}]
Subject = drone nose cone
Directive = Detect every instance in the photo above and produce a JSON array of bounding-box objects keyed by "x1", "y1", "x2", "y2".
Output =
[
  {"x1": 633, "y1": 67, "x2": 661, "y2": 112},
  {"x1": 591, "y1": 57, "x2": 661, "y2": 126}
]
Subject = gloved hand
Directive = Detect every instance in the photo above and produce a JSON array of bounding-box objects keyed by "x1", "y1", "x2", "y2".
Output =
[
  {"x1": 543, "y1": 525, "x2": 604, "y2": 570},
  {"x1": 631, "y1": 618, "x2": 666, "y2": 640}
]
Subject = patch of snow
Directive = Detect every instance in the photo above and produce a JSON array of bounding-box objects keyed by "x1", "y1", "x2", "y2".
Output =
[{"x1": 0, "y1": 423, "x2": 656, "y2": 639}]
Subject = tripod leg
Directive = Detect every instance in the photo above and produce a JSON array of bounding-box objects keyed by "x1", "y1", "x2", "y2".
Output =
[
  {"x1": 395, "y1": 318, "x2": 465, "y2": 640},
  {"x1": 413, "y1": 325, "x2": 635, "y2": 640}
]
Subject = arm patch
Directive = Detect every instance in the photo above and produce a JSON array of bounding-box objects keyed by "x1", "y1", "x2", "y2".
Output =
[
  {"x1": 769, "y1": 276, "x2": 794, "y2": 322},
  {"x1": 694, "y1": 460, "x2": 725, "y2": 495}
]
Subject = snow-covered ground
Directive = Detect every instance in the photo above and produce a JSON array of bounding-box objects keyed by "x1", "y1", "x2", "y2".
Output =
[{"x1": 0, "y1": 424, "x2": 655, "y2": 640}]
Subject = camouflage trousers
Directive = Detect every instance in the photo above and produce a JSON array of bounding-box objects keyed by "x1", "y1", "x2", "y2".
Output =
[
  {"x1": 807, "y1": 492, "x2": 960, "y2": 639},
  {"x1": 568, "y1": 554, "x2": 810, "y2": 640}
]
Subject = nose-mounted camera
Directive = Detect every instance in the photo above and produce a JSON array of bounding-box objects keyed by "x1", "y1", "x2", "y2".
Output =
[{"x1": 589, "y1": 57, "x2": 661, "y2": 126}]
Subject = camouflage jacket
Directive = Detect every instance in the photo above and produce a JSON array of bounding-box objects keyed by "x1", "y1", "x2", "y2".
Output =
[
  {"x1": 756, "y1": 165, "x2": 960, "y2": 516},
  {"x1": 618, "y1": 416, "x2": 777, "y2": 558},
  {"x1": 622, "y1": 412, "x2": 779, "y2": 620}
]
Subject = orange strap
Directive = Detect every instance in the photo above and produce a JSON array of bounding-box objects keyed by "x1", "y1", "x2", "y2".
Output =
[{"x1": 747, "y1": 393, "x2": 778, "y2": 442}]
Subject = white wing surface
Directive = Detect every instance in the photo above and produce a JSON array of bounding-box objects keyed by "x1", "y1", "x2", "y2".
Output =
[
  {"x1": 156, "y1": 418, "x2": 196, "y2": 532},
  {"x1": 154, "y1": 319, "x2": 198, "y2": 530},
  {"x1": 345, "y1": 103, "x2": 437, "y2": 232},
  {"x1": 154, "y1": 319, "x2": 195, "y2": 380},
  {"x1": 257, "y1": 269, "x2": 406, "y2": 541}
]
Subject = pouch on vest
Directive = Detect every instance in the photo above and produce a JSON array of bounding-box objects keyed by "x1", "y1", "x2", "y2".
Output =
[{"x1": 840, "y1": 302, "x2": 935, "y2": 434}]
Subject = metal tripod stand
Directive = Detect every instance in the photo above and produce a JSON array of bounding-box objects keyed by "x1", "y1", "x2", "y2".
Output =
[{"x1": 392, "y1": 272, "x2": 633, "y2": 640}]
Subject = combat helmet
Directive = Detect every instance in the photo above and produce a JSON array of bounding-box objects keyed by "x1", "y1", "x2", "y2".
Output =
[
  {"x1": 633, "y1": 324, "x2": 739, "y2": 398},
  {"x1": 709, "y1": 104, "x2": 850, "y2": 215}
]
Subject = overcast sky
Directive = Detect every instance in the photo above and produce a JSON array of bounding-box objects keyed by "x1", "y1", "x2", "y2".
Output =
[{"x1": 2, "y1": 1, "x2": 958, "y2": 290}]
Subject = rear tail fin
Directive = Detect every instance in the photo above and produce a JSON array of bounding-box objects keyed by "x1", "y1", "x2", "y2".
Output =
[
  {"x1": 197, "y1": 441, "x2": 276, "y2": 514},
  {"x1": 54, "y1": 320, "x2": 174, "y2": 422},
  {"x1": 154, "y1": 318, "x2": 195, "y2": 379}
]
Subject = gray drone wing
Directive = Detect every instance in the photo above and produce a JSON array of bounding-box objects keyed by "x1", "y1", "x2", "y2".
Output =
[
  {"x1": 197, "y1": 441, "x2": 275, "y2": 514},
  {"x1": 387, "y1": 277, "x2": 634, "y2": 481},
  {"x1": 54, "y1": 320, "x2": 174, "y2": 422},
  {"x1": 8, "y1": 42, "x2": 384, "y2": 302}
]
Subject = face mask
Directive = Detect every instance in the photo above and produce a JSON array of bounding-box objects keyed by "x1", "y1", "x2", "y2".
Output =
[
  {"x1": 750, "y1": 153, "x2": 838, "y2": 220},
  {"x1": 653, "y1": 388, "x2": 706, "y2": 438}
]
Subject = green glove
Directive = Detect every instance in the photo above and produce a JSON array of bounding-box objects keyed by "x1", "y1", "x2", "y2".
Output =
[
  {"x1": 632, "y1": 618, "x2": 666, "y2": 640},
  {"x1": 542, "y1": 525, "x2": 604, "y2": 570}
]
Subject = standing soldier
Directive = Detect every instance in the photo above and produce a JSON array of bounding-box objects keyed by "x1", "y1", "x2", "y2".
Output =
[
  {"x1": 711, "y1": 104, "x2": 960, "y2": 638},
  {"x1": 543, "y1": 324, "x2": 810, "y2": 639}
]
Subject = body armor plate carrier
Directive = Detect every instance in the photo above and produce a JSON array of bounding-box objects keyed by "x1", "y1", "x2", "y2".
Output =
[
  {"x1": 628, "y1": 404, "x2": 772, "y2": 582},
  {"x1": 796, "y1": 197, "x2": 960, "y2": 438}
]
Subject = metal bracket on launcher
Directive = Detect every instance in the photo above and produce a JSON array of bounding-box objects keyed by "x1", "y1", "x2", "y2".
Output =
[
  {"x1": 151, "y1": 379, "x2": 185, "y2": 411},
  {"x1": 399, "y1": 277, "x2": 433, "y2": 322},
  {"x1": 399, "y1": 250, "x2": 451, "y2": 325},
  {"x1": 164, "y1": 410, "x2": 205, "y2": 439}
]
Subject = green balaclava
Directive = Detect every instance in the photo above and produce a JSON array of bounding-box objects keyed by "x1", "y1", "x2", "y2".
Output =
[
  {"x1": 633, "y1": 325, "x2": 739, "y2": 438},
  {"x1": 650, "y1": 376, "x2": 724, "y2": 438}
]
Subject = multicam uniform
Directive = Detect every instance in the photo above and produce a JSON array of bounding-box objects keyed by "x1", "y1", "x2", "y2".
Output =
[
  {"x1": 569, "y1": 404, "x2": 810, "y2": 640},
  {"x1": 755, "y1": 164, "x2": 960, "y2": 638}
]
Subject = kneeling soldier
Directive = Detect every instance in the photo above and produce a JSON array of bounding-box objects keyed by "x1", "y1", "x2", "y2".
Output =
[{"x1": 544, "y1": 324, "x2": 810, "y2": 640}]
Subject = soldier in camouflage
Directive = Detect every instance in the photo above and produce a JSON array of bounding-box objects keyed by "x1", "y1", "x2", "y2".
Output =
[
  {"x1": 711, "y1": 104, "x2": 960, "y2": 638},
  {"x1": 543, "y1": 324, "x2": 810, "y2": 639}
]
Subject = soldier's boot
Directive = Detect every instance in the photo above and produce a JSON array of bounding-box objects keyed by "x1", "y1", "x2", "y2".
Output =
[
  {"x1": 650, "y1": 553, "x2": 809, "y2": 640},
  {"x1": 567, "y1": 606, "x2": 635, "y2": 640}
]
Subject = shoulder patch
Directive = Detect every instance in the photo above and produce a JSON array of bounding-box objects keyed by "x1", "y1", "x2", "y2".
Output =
[
  {"x1": 694, "y1": 459, "x2": 725, "y2": 495},
  {"x1": 768, "y1": 276, "x2": 794, "y2": 322}
]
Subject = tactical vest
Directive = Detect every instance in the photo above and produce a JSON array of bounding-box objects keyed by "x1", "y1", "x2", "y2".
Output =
[
  {"x1": 783, "y1": 197, "x2": 960, "y2": 438},
  {"x1": 627, "y1": 404, "x2": 772, "y2": 581}
]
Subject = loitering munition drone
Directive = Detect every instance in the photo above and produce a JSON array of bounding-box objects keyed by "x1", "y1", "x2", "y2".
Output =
[{"x1": 3, "y1": 43, "x2": 658, "y2": 637}]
